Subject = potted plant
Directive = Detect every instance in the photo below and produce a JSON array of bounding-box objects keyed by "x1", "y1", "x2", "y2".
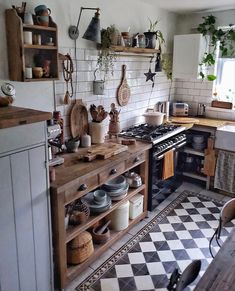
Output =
[
  {"x1": 144, "y1": 18, "x2": 165, "y2": 49},
  {"x1": 197, "y1": 15, "x2": 235, "y2": 81},
  {"x1": 97, "y1": 25, "x2": 117, "y2": 75}
]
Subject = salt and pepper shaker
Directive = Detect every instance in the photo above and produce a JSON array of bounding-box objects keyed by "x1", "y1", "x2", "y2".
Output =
[{"x1": 81, "y1": 133, "x2": 91, "y2": 147}]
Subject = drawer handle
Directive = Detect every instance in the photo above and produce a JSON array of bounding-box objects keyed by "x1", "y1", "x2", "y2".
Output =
[
  {"x1": 110, "y1": 168, "x2": 117, "y2": 175},
  {"x1": 134, "y1": 157, "x2": 140, "y2": 163},
  {"x1": 78, "y1": 184, "x2": 88, "y2": 191}
]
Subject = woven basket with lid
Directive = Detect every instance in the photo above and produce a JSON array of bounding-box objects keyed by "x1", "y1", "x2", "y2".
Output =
[{"x1": 67, "y1": 231, "x2": 94, "y2": 264}]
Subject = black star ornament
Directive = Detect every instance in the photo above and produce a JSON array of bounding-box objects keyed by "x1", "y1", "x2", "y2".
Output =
[{"x1": 144, "y1": 68, "x2": 156, "y2": 82}]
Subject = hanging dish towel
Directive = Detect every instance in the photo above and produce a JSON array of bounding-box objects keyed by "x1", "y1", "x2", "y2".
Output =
[
  {"x1": 214, "y1": 150, "x2": 235, "y2": 194},
  {"x1": 162, "y1": 149, "x2": 174, "y2": 180}
]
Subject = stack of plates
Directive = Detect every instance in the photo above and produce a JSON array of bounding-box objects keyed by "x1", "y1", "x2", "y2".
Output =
[
  {"x1": 81, "y1": 192, "x2": 112, "y2": 214},
  {"x1": 102, "y1": 175, "x2": 129, "y2": 201}
]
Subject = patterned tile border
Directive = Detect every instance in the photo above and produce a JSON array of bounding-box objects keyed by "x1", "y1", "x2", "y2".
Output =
[{"x1": 76, "y1": 190, "x2": 224, "y2": 291}]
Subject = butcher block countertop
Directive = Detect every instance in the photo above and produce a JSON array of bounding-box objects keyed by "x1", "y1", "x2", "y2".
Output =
[
  {"x1": 0, "y1": 106, "x2": 52, "y2": 129},
  {"x1": 50, "y1": 140, "x2": 152, "y2": 194},
  {"x1": 169, "y1": 116, "x2": 235, "y2": 129}
]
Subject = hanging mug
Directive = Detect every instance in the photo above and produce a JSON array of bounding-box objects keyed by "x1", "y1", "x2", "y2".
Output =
[
  {"x1": 34, "y1": 5, "x2": 51, "y2": 16},
  {"x1": 93, "y1": 69, "x2": 105, "y2": 95}
]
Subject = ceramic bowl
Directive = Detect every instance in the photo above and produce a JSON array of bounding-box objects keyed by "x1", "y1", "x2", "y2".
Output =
[
  {"x1": 32, "y1": 67, "x2": 43, "y2": 78},
  {"x1": 92, "y1": 226, "x2": 110, "y2": 244},
  {"x1": 93, "y1": 190, "x2": 106, "y2": 204},
  {"x1": 104, "y1": 175, "x2": 126, "y2": 190},
  {"x1": 193, "y1": 135, "x2": 204, "y2": 144},
  {"x1": 65, "y1": 139, "x2": 80, "y2": 153}
]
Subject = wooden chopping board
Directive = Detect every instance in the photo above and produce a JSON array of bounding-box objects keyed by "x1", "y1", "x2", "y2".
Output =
[
  {"x1": 203, "y1": 137, "x2": 216, "y2": 176},
  {"x1": 70, "y1": 100, "x2": 88, "y2": 138},
  {"x1": 117, "y1": 65, "x2": 130, "y2": 106},
  {"x1": 171, "y1": 117, "x2": 199, "y2": 124},
  {"x1": 84, "y1": 142, "x2": 128, "y2": 161}
]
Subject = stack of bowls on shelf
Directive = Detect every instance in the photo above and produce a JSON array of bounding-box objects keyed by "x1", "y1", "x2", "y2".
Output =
[
  {"x1": 102, "y1": 175, "x2": 129, "y2": 201},
  {"x1": 192, "y1": 135, "x2": 206, "y2": 151},
  {"x1": 81, "y1": 190, "x2": 112, "y2": 214}
]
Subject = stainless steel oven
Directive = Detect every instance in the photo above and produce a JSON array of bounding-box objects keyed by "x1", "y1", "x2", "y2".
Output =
[{"x1": 148, "y1": 133, "x2": 186, "y2": 210}]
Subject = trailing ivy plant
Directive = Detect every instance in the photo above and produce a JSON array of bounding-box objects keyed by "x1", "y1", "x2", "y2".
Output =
[
  {"x1": 197, "y1": 14, "x2": 235, "y2": 81},
  {"x1": 97, "y1": 25, "x2": 117, "y2": 75},
  {"x1": 161, "y1": 53, "x2": 173, "y2": 80}
]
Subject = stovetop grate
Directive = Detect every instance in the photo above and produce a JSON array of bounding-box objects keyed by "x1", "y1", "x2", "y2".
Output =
[{"x1": 119, "y1": 123, "x2": 185, "y2": 144}]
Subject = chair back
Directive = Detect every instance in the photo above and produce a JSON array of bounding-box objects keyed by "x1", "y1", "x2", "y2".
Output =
[
  {"x1": 218, "y1": 198, "x2": 235, "y2": 239},
  {"x1": 175, "y1": 260, "x2": 201, "y2": 291}
]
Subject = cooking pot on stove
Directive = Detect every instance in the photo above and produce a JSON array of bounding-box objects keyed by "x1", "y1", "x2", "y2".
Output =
[{"x1": 143, "y1": 111, "x2": 165, "y2": 126}]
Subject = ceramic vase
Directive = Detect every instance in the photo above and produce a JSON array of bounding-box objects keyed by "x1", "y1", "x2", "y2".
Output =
[{"x1": 89, "y1": 122, "x2": 106, "y2": 144}]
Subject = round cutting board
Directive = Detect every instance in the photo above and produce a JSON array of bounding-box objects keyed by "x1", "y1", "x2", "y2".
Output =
[
  {"x1": 117, "y1": 65, "x2": 130, "y2": 106},
  {"x1": 70, "y1": 100, "x2": 88, "y2": 138},
  {"x1": 171, "y1": 117, "x2": 199, "y2": 124}
]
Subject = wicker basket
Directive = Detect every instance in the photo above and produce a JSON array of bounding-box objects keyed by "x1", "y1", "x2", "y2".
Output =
[
  {"x1": 67, "y1": 231, "x2": 94, "y2": 264},
  {"x1": 69, "y1": 200, "x2": 90, "y2": 226}
]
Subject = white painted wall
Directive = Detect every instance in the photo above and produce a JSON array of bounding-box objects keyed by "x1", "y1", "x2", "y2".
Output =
[
  {"x1": 173, "y1": 9, "x2": 235, "y2": 119},
  {"x1": 0, "y1": 0, "x2": 178, "y2": 137},
  {"x1": 176, "y1": 9, "x2": 235, "y2": 34}
]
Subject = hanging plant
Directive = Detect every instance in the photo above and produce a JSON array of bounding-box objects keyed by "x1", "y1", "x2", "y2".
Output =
[
  {"x1": 197, "y1": 15, "x2": 235, "y2": 81},
  {"x1": 161, "y1": 53, "x2": 173, "y2": 80},
  {"x1": 97, "y1": 25, "x2": 117, "y2": 75}
]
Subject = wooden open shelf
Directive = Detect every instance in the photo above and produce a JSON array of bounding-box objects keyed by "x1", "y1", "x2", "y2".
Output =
[
  {"x1": 66, "y1": 185, "x2": 145, "y2": 243},
  {"x1": 66, "y1": 211, "x2": 146, "y2": 282},
  {"x1": 183, "y1": 147, "x2": 205, "y2": 157},
  {"x1": 24, "y1": 44, "x2": 58, "y2": 50},
  {"x1": 182, "y1": 171, "x2": 207, "y2": 181},
  {"x1": 111, "y1": 45, "x2": 160, "y2": 54},
  {"x1": 50, "y1": 142, "x2": 151, "y2": 289},
  {"x1": 5, "y1": 8, "x2": 59, "y2": 81},
  {"x1": 24, "y1": 77, "x2": 58, "y2": 82},
  {"x1": 23, "y1": 23, "x2": 57, "y2": 31}
]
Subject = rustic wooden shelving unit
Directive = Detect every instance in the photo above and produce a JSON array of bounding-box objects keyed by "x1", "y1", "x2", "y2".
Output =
[
  {"x1": 111, "y1": 45, "x2": 160, "y2": 54},
  {"x1": 50, "y1": 141, "x2": 151, "y2": 289},
  {"x1": 5, "y1": 9, "x2": 59, "y2": 81}
]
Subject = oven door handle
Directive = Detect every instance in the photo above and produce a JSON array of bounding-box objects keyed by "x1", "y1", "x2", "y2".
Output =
[
  {"x1": 175, "y1": 141, "x2": 187, "y2": 149},
  {"x1": 155, "y1": 148, "x2": 176, "y2": 160}
]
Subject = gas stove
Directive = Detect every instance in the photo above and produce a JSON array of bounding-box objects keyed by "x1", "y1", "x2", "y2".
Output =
[{"x1": 119, "y1": 123, "x2": 186, "y2": 145}]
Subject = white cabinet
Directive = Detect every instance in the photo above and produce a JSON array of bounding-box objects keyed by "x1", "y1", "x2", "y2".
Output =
[
  {"x1": 0, "y1": 122, "x2": 53, "y2": 291},
  {"x1": 172, "y1": 34, "x2": 208, "y2": 79}
]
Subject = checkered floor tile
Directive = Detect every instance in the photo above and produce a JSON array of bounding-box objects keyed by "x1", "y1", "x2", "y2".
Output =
[{"x1": 77, "y1": 192, "x2": 235, "y2": 291}]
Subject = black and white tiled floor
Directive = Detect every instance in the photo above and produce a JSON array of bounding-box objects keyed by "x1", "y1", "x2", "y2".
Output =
[{"x1": 65, "y1": 183, "x2": 234, "y2": 291}]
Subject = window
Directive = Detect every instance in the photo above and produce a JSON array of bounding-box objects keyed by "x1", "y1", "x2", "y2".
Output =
[{"x1": 215, "y1": 57, "x2": 235, "y2": 105}]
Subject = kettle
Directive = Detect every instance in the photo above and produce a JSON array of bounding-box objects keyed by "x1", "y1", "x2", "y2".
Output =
[{"x1": 155, "y1": 101, "x2": 170, "y2": 121}]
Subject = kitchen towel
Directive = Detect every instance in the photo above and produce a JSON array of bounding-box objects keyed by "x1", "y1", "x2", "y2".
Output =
[
  {"x1": 214, "y1": 150, "x2": 235, "y2": 194},
  {"x1": 162, "y1": 149, "x2": 174, "y2": 180}
]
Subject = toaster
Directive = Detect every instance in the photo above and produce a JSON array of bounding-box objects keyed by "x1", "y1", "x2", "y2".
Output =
[{"x1": 172, "y1": 103, "x2": 189, "y2": 116}]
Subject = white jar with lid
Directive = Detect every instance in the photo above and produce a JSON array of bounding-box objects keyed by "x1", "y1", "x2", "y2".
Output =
[
  {"x1": 107, "y1": 201, "x2": 129, "y2": 231},
  {"x1": 81, "y1": 133, "x2": 91, "y2": 147},
  {"x1": 129, "y1": 194, "x2": 144, "y2": 219}
]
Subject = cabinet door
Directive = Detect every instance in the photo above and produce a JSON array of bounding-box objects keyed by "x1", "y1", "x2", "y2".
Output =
[
  {"x1": 0, "y1": 156, "x2": 20, "y2": 291},
  {"x1": 0, "y1": 146, "x2": 52, "y2": 291},
  {"x1": 172, "y1": 34, "x2": 208, "y2": 79}
]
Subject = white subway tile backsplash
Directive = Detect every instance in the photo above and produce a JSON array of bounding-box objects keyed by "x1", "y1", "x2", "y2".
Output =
[
  {"x1": 56, "y1": 47, "x2": 174, "y2": 140},
  {"x1": 188, "y1": 88, "x2": 200, "y2": 96},
  {"x1": 199, "y1": 89, "x2": 212, "y2": 97},
  {"x1": 175, "y1": 88, "x2": 188, "y2": 95},
  {"x1": 182, "y1": 82, "x2": 195, "y2": 89}
]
